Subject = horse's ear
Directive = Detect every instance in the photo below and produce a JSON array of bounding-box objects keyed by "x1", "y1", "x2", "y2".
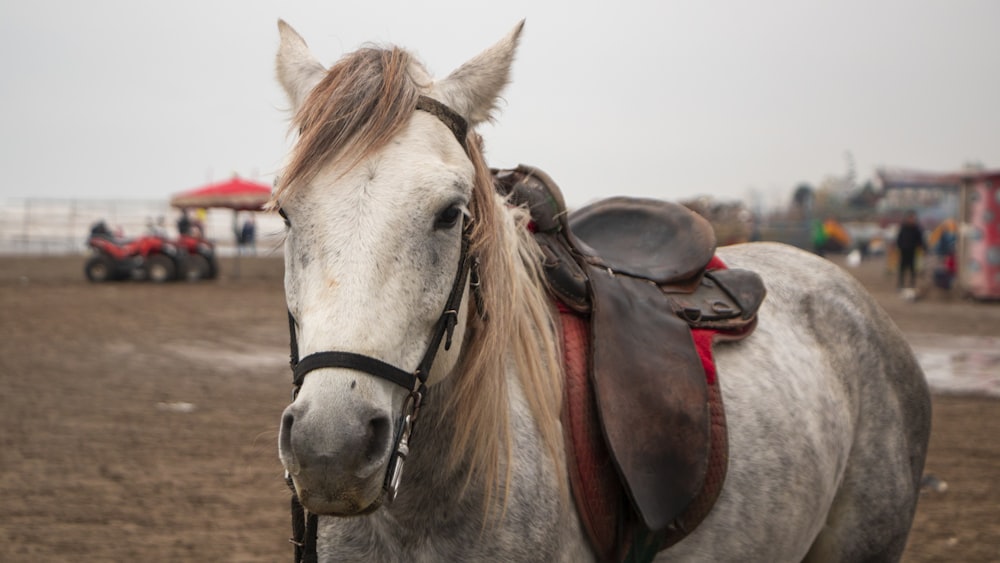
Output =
[
  {"x1": 276, "y1": 20, "x2": 327, "y2": 110},
  {"x1": 431, "y1": 20, "x2": 524, "y2": 126}
]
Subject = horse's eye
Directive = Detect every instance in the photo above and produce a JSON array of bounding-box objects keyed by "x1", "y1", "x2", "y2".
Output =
[
  {"x1": 434, "y1": 205, "x2": 463, "y2": 230},
  {"x1": 278, "y1": 208, "x2": 291, "y2": 228}
]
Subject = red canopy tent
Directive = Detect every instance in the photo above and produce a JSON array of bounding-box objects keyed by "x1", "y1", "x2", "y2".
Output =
[
  {"x1": 169, "y1": 176, "x2": 272, "y2": 211},
  {"x1": 169, "y1": 176, "x2": 273, "y2": 279}
]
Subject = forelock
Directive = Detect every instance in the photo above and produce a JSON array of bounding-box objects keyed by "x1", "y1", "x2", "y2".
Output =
[{"x1": 272, "y1": 46, "x2": 422, "y2": 205}]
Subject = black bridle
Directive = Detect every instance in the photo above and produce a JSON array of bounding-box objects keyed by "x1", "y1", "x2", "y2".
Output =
[
  {"x1": 284, "y1": 95, "x2": 477, "y2": 562},
  {"x1": 285, "y1": 225, "x2": 475, "y2": 497}
]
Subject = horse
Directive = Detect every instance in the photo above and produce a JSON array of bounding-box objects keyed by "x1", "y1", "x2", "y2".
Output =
[{"x1": 271, "y1": 19, "x2": 931, "y2": 562}]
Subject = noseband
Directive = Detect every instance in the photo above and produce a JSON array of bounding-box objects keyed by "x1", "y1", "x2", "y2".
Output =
[{"x1": 284, "y1": 95, "x2": 477, "y2": 507}]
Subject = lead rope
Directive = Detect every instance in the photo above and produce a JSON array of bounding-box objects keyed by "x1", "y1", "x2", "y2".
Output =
[
  {"x1": 286, "y1": 310, "x2": 316, "y2": 563},
  {"x1": 289, "y1": 488, "x2": 318, "y2": 563}
]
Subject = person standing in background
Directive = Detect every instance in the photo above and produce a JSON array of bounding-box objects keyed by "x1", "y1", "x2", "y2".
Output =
[
  {"x1": 177, "y1": 209, "x2": 192, "y2": 236},
  {"x1": 896, "y1": 210, "x2": 926, "y2": 290},
  {"x1": 241, "y1": 215, "x2": 256, "y2": 256}
]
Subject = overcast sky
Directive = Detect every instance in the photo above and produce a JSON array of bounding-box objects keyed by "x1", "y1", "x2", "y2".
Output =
[{"x1": 2, "y1": 0, "x2": 998, "y2": 209}]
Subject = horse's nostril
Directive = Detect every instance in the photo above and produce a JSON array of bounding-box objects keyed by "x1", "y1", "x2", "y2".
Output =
[
  {"x1": 280, "y1": 410, "x2": 297, "y2": 470},
  {"x1": 365, "y1": 416, "x2": 391, "y2": 462}
]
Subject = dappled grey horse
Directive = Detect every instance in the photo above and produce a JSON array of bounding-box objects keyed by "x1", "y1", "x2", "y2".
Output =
[{"x1": 271, "y1": 19, "x2": 931, "y2": 562}]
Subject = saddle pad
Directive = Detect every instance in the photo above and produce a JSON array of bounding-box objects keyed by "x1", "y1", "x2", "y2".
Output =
[{"x1": 560, "y1": 305, "x2": 626, "y2": 562}]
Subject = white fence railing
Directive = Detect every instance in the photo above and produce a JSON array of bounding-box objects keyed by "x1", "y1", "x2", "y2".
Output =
[{"x1": 0, "y1": 198, "x2": 285, "y2": 256}]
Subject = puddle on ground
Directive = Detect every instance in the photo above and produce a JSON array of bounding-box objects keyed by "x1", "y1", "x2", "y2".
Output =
[
  {"x1": 908, "y1": 333, "x2": 1000, "y2": 397},
  {"x1": 161, "y1": 342, "x2": 289, "y2": 374}
]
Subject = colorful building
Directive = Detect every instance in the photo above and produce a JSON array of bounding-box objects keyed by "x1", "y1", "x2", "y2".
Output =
[
  {"x1": 878, "y1": 168, "x2": 1000, "y2": 300},
  {"x1": 959, "y1": 172, "x2": 1000, "y2": 299}
]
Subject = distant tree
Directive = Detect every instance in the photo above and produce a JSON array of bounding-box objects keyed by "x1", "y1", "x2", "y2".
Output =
[{"x1": 791, "y1": 183, "x2": 815, "y2": 217}]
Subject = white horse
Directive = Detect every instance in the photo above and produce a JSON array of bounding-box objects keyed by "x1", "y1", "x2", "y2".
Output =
[{"x1": 272, "y1": 20, "x2": 931, "y2": 562}]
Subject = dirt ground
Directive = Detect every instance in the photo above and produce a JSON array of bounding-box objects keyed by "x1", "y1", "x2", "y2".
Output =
[{"x1": 0, "y1": 253, "x2": 997, "y2": 562}]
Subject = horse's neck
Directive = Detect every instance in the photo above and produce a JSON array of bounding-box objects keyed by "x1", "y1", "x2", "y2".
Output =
[
  {"x1": 395, "y1": 379, "x2": 490, "y2": 517},
  {"x1": 390, "y1": 370, "x2": 522, "y2": 527}
]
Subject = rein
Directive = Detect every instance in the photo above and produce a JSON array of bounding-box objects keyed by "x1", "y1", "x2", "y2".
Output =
[{"x1": 284, "y1": 95, "x2": 476, "y2": 562}]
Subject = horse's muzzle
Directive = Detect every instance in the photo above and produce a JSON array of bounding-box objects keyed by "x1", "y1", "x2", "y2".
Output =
[{"x1": 279, "y1": 399, "x2": 393, "y2": 515}]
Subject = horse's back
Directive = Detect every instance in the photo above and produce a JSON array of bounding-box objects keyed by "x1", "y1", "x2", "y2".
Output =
[{"x1": 663, "y1": 242, "x2": 930, "y2": 562}]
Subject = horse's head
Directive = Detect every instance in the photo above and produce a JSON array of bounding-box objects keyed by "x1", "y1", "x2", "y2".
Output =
[{"x1": 273, "y1": 20, "x2": 524, "y2": 516}]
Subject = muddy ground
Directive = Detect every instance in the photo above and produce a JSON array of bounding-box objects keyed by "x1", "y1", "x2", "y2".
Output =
[{"x1": 0, "y1": 253, "x2": 997, "y2": 562}]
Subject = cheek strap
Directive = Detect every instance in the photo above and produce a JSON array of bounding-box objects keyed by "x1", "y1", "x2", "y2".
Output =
[{"x1": 286, "y1": 223, "x2": 473, "y2": 394}]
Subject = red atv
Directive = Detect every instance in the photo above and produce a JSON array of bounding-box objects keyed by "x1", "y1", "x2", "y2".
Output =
[
  {"x1": 84, "y1": 223, "x2": 183, "y2": 283},
  {"x1": 174, "y1": 234, "x2": 218, "y2": 280}
]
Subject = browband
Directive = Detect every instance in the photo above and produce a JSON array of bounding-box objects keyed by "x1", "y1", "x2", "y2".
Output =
[{"x1": 416, "y1": 95, "x2": 469, "y2": 154}]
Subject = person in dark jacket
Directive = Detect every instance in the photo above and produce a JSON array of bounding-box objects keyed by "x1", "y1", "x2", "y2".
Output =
[
  {"x1": 177, "y1": 210, "x2": 193, "y2": 237},
  {"x1": 896, "y1": 210, "x2": 926, "y2": 290},
  {"x1": 240, "y1": 216, "x2": 256, "y2": 256}
]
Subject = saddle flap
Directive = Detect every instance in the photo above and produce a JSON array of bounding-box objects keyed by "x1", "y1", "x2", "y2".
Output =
[
  {"x1": 569, "y1": 197, "x2": 717, "y2": 284},
  {"x1": 589, "y1": 269, "x2": 711, "y2": 533}
]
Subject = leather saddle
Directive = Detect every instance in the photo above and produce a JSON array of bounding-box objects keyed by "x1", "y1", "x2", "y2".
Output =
[{"x1": 493, "y1": 165, "x2": 766, "y2": 549}]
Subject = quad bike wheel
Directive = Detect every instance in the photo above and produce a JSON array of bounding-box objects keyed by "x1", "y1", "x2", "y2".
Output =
[
  {"x1": 84, "y1": 255, "x2": 115, "y2": 282},
  {"x1": 183, "y1": 253, "x2": 212, "y2": 281},
  {"x1": 146, "y1": 254, "x2": 177, "y2": 283},
  {"x1": 203, "y1": 255, "x2": 219, "y2": 279}
]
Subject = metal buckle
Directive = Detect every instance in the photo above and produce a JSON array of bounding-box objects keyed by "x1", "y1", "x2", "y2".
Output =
[
  {"x1": 386, "y1": 414, "x2": 412, "y2": 503},
  {"x1": 469, "y1": 257, "x2": 481, "y2": 289},
  {"x1": 443, "y1": 309, "x2": 459, "y2": 350},
  {"x1": 385, "y1": 389, "x2": 423, "y2": 503}
]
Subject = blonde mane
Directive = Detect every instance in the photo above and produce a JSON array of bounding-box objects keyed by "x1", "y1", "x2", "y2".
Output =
[
  {"x1": 273, "y1": 45, "x2": 565, "y2": 514},
  {"x1": 446, "y1": 137, "x2": 566, "y2": 513}
]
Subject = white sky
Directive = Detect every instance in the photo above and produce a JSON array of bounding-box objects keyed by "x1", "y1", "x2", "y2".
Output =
[{"x1": 1, "y1": 0, "x2": 998, "y2": 210}]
